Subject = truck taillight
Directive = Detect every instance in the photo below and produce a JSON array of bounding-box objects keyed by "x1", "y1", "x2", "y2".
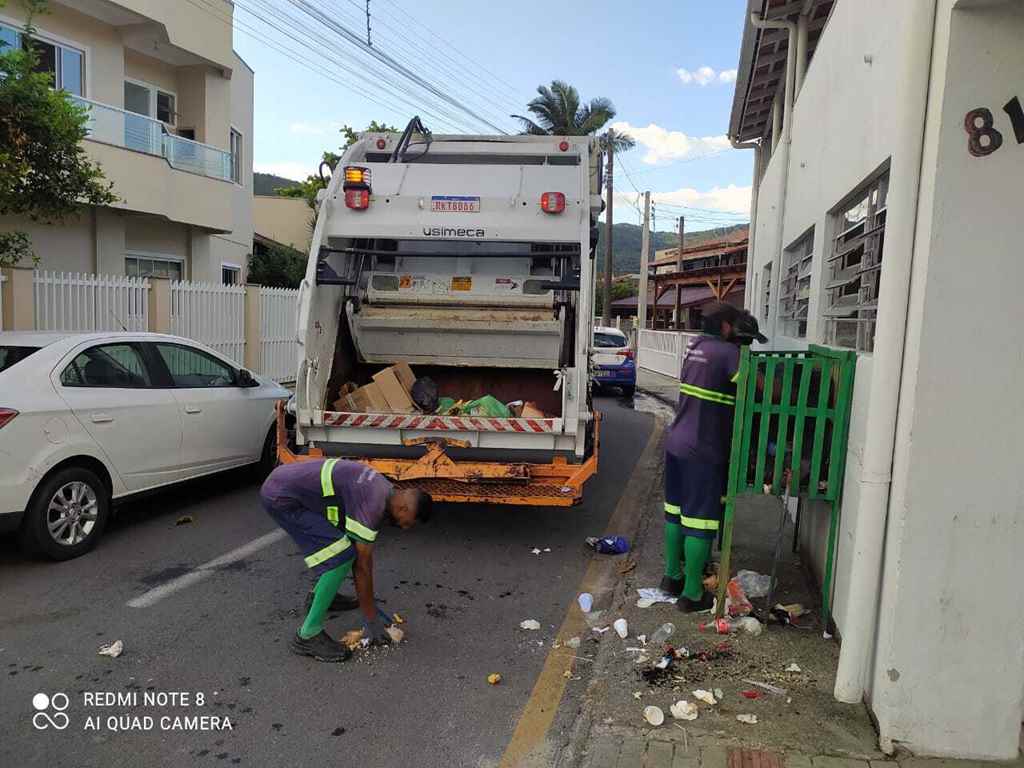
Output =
[
  {"x1": 540, "y1": 192, "x2": 566, "y2": 214},
  {"x1": 558, "y1": 140, "x2": 569, "y2": 152},
  {"x1": 343, "y1": 166, "x2": 371, "y2": 188},
  {"x1": 0, "y1": 408, "x2": 17, "y2": 430},
  {"x1": 345, "y1": 189, "x2": 370, "y2": 210}
]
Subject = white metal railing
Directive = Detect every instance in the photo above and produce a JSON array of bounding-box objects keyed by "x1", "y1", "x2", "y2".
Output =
[
  {"x1": 258, "y1": 286, "x2": 299, "y2": 382},
  {"x1": 170, "y1": 280, "x2": 245, "y2": 364},
  {"x1": 33, "y1": 271, "x2": 149, "y2": 332},
  {"x1": 637, "y1": 329, "x2": 699, "y2": 378},
  {"x1": 71, "y1": 95, "x2": 233, "y2": 182},
  {"x1": 0, "y1": 273, "x2": 5, "y2": 330}
]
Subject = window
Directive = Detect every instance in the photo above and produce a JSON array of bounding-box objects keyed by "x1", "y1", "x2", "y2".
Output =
[
  {"x1": 761, "y1": 263, "x2": 772, "y2": 323},
  {"x1": 826, "y1": 173, "x2": 889, "y2": 352},
  {"x1": 125, "y1": 254, "x2": 183, "y2": 281},
  {"x1": 594, "y1": 331, "x2": 628, "y2": 349},
  {"x1": 60, "y1": 344, "x2": 151, "y2": 388},
  {"x1": 123, "y1": 79, "x2": 175, "y2": 125},
  {"x1": 779, "y1": 229, "x2": 814, "y2": 338},
  {"x1": 154, "y1": 344, "x2": 235, "y2": 388},
  {"x1": 230, "y1": 128, "x2": 242, "y2": 184},
  {"x1": 1, "y1": 23, "x2": 84, "y2": 95},
  {"x1": 0, "y1": 346, "x2": 41, "y2": 373},
  {"x1": 221, "y1": 264, "x2": 240, "y2": 285}
]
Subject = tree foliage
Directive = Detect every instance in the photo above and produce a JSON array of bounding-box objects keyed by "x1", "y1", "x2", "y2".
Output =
[
  {"x1": 0, "y1": 1, "x2": 117, "y2": 266},
  {"x1": 512, "y1": 81, "x2": 620, "y2": 137},
  {"x1": 247, "y1": 243, "x2": 306, "y2": 289},
  {"x1": 277, "y1": 120, "x2": 399, "y2": 208}
]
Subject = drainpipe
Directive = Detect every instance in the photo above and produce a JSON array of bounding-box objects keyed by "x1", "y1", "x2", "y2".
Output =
[
  {"x1": 749, "y1": 11, "x2": 797, "y2": 340},
  {"x1": 795, "y1": 13, "x2": 809, "y2": 93},
  {"x1": 729, "y1": 138, "x2": 761, "y2": 306},
  {"x1": 832, "y1": 0, "x2": 938, "y2": 709}
]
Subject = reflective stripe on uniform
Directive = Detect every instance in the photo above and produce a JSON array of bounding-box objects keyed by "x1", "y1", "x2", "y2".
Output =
[
  {"x1": 680, "y1": 515, "x2": 719, "y2": 531},
  {"x1": 345, "y1": 516, "x2": 377, "y2": 542},
  {"x1": 320, "y1": 458, "x2": 339, "y2": 497},
  {"x1": 730, "y1": 371, "x2": 740, "y2": 383},
  {"x1": 663, "y1": 502, "x2": 681, "y2": 517},
  {"x1": 326, "y1": 506, "x2": 340, "y2": 526},
  {"x1": 304, "y1": 535, "x2": 352, "y2": 568},
  {"x1": 679, "y1": 382, "x2": 735, "y2": 406}
]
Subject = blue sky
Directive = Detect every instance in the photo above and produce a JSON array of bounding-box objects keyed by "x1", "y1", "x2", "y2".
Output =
[{"x1": 232, "y1": 0, "x2": 753, "y2": 233}]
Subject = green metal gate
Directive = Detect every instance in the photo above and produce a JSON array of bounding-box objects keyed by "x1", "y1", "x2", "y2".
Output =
[{"x1": 715, "y1": 345, "x2": 857, "y2": 624}]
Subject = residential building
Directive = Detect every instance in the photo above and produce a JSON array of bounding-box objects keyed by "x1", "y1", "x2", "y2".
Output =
[
  {"x1": 0, "y1": 0, "x2": 253, "y2": 285},
  {"x1": 253, "y1": 194, "x2": 311, "y2": 258},
  {"x1": 730, "y1": 0, "x2": 1023, "y2": 759}
]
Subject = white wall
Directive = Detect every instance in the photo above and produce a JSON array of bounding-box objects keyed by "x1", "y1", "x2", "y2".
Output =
[{"x1": 870, "y1": 0, "x2": 1024, "y2": 758}]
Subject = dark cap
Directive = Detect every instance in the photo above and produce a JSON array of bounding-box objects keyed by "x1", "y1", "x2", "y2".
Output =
[
  {"x1": 702, "y1": 302, "x2": 741, "y2": 336},
  {"x1": 734, "y1": 310, "x2": 768, "y2": 344}
]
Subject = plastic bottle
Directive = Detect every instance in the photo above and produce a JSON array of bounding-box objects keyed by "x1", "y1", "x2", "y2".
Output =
[
  {"x1": 699, "y1": 617, "x2": 742, "y2": 634},
  {"x1": 651, "y1": 622, "x2": 675, "y2": 645}
]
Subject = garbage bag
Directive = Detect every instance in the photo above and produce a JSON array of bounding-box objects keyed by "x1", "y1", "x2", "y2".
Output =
[
  {"x1": 464, "y1": 396, "x2": 511, "y2": 418},
  {"x1": 435, "y1": 397, "x2": 456, "y2": 415},
  {"x1": 411, "y1": 377, "x2": 439, "y2": 413}
]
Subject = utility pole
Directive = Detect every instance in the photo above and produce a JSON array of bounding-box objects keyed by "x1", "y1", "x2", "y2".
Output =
[
  {"x1": 602, "y1": 143, "x2": 614, "y2": 326},
  {"x1": 674, "y1": 215, "x2": 685, "y2": 329},
  {"x1": 638, "y1": 191, "x2": 651, "y2": 331}
]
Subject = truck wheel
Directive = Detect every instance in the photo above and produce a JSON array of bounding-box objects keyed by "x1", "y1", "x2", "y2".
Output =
[{"x1": 21, "y1": 467, "x2": 110, "y2": 561}]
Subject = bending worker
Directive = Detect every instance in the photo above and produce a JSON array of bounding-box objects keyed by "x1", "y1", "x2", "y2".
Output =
[
  {"x1": 260, "y1": 458, "x2": 432, "y2": 661},
  {"x1": 660, "y1": 302, "x2": 764, "y2": 612}
]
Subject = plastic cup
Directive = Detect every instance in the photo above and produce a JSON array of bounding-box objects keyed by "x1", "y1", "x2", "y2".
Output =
[
  {"x1": 613, "y1": 618, "x2": 628, "y2": 638},
  {"x1": 577, "y1": 592, "x2": 593, "y2": 613}
]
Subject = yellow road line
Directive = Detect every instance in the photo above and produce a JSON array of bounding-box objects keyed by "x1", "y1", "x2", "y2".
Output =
[{"x1": 498, "y1": 419, "x2": 665, "y2": 768}]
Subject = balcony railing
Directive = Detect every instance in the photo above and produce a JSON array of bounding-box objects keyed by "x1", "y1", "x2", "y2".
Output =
[{"x1": 71, "y1": 95, "x2": 233, "y2": 182}]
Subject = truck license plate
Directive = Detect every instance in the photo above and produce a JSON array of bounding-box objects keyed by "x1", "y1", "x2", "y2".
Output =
[{"x1": 431, "y1": 195, "x2": 481, "y2": 213}]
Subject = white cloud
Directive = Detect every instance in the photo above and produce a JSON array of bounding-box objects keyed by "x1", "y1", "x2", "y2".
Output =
[
  {"x1": 612, "y1": 121, "x2": 732, "y2": 166},
  {"x1": 676, "y1": 66, "x2": 735, "y2": 87},
  {"x1": 652, "y1": 184, "x2": 752, "y2": 215},
  {"x1": 254, "y1": 161, "x2": 314, "y2": 181}
]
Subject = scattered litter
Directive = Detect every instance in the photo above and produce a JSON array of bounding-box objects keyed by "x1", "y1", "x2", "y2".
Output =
[
  {"x1": 736, "y1": 714, "x2": 759, "y2": 725},
  {"x1": 725, "y1": 578, "x2": 753, "y2": 616},
  {"x1": 651, "y1": 622, "x2": 674, "y2": 645},
  {"x1": 636, "y1": 598, "x2": 657, "y2": 609},
  {"x1": 97, "y1": 640, "x2": 123, "y2": 658},
  {"x1": 699, "y1": 617, "x2": 738, "y2": 634},
  {"x1": 565, "y1": 636, "x2": 581, "y2": 649},
  {"x1": 738, "y1": 617, "x2": 763, "y2": 636},
  {"x1": 487, "y1": 673, "x2": 502, "y2": 685},
  {"x1": 693, "y1": 689, "x2": 716, "y2": 705},
  {"x1": 577, "y1": 593, "x2": 593, "y2": 613},
  {"x1": 531, "y1": 548, "x2": 542, "y2": 555},
  {"x1": 392, "y1": 613, "x2": 405, "y2": 625},
  {"x1": 735, "y1": 570, "x2": 771, "y2": 598},
  {"x1": 703, "y1": 573, "x2": 719, "y2": 591},
  {"x1": 670, "y1": 700, "x2": 698, "y2": 721},
  {"x1": 563, "y1": 670, "x2": 573, "y2": 679},
  {"x1": 742, "y1": 679, "x2": 788, "y2": 696},
  {"x1": 632, "y1": 691, "x2": 643, "y2": 700},
  {"x1": 785, "y1": 663, "x2": 802, "y2": 673},
  {"x1": 674, "y1": 647, "x2": 690, "y2": 659},
  {"x1": 643, "y1": 705, "x2": 665, "y2": 726},
  {"x1": 638, "y1": 634, "x2": 647, "y2": 646},
  {"x1": 636, "y1": 587, "x2": 678, "y2": 606},
  {"x1": 385, "y1": 626, "x2": 405, "y2": 644},
  {"x1": 342, "y1": 629, "x2": 364, "y2": 650},
  {"x1": 585, "y1": 536, "x2": 630, "y2": 554},
  {"x1": 593, "y1": 627, "x2": 610, "y2": 634},
  {"x1": 613, "y1": 618, "x2": 628, "y2": 639},
  {"x1": 618, "y1": 559, "x2": 637, "y2": 576},
  {"x1": 543, "y1": 548, "x2": 551, "y2": 553},
  {"x1": 520, "y1": 619, "x2": 541, "y2": 631},
  {"x1": 175, "y1": 515, "x2": 193, "y2": 526},
  {"x1": 635, "y1": 655, "x2": 650, "y2": 665},
  {"x1": 654, "y1": 654, "x2": 672, "y2": 670},
  {"x1": 777, "y1": 603, "x2": 807, "y2": 618},
  {"x1": 740, "y1": 689, "x2": 762, "y2": 700},
  {"x1": 713, "y1": 688, "x2": 724, "y2": 701}
]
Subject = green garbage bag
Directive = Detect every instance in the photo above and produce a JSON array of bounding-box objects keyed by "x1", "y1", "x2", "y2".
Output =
[
  {"x1": 435, "y1": 397, "x2": 456, "y2": 415},
  {"x1": 464, "y1": 395, "x2": 511, "y2": 418}
]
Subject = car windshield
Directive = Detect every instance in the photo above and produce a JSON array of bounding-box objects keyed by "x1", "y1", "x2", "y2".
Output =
[
  {"x1": 0, "y1": 346, "x2": 41, "y2": 373},
  {"x1": 594, "y1": 332, "x2": 627, "y2": 349}
]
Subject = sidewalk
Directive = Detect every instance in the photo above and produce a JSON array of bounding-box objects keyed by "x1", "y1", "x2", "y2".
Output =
[{"x1": 637, "y1": 368, "x2": 679, "y2": 404}]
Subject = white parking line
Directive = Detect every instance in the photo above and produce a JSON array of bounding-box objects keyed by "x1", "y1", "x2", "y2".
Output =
[{"x1": 126, "y1": 529, "x2": 287, "y2": 608}]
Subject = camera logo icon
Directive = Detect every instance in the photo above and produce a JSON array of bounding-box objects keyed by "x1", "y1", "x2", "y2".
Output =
[{"x1": 32, "y1": 693, "x2": 70, "y2": 730}]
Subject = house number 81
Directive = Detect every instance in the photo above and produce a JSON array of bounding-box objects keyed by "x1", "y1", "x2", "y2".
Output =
[{"x1": 965, "y1": 96, "x2": 1024, "y2": 157}]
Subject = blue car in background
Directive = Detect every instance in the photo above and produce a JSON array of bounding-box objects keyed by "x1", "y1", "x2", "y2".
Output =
[{"x1": 591, "y1": 326, "x2": 636, "y2": 397}]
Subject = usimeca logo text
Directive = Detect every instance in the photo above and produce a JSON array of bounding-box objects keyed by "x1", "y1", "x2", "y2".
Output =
[{"x1": 422, "y1": 227, "x2": 485, "y2": 237}]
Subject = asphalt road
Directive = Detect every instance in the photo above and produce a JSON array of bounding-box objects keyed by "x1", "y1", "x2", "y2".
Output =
[{"x1": 0, "y1": 394, "x2": 653, "y2": 768}]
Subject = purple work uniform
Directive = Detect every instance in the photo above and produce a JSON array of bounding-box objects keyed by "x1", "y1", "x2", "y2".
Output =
[
  {"x1": 260, "y1": 459, "x2": 393, "y2": 575},
  {"x1": 663, "y1": 334, "x2": 740, "y2": 539}
]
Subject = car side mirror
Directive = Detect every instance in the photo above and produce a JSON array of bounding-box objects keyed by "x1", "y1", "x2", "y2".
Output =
[{"x1": 237, "y1": 369, "x2": 257, "y2": 387}]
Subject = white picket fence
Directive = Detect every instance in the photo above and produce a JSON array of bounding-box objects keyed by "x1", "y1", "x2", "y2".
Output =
[
  {"x1": 637, "y1": 329, "x2": 698, "y2": 377},
  {"x1": 0, "y1": 273, "x2": 5, "y2": 330},
  {"x1": 259, "y1": 286, "x2": 299, "y2": 383},
  {"x1": 34, "y1": 271, "x2": 149, "y2": 332},
  {"x1": 170, "y1": 280, "x2": 246, "y2": 364}
]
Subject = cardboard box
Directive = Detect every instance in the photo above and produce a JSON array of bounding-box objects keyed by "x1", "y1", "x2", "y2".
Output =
[
  {"x1": 521, "y1": 401, "x2": 546, "y2": 419},
  {"x1": 341, "y1": 382, "x2": 391, "y2": 413},
  {"x1": 391, "y1": 362, "x2": 416, "y2": 392},
  {"x1": 331, "y1": 382, "x2": 358, "y2": 411},
  {"x1": 372, "y1": 367, "x2": 417, "y2": 413}
]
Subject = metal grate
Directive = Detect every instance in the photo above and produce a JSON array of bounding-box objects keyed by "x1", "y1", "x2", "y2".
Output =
[{"x1": 393, "y1": 478, "x2": 576, "y2": 501}]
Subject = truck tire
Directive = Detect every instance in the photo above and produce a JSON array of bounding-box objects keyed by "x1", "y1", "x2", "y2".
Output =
[{"x1": 21, "y1": 466, "x2": 110, "y2": 561}]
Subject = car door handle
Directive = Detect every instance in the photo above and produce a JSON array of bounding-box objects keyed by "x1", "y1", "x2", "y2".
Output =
[
  {"x1": 90, "y1": 412, "x2": 114, "y2": 424},
  {"x1": 184, "y1": 405, "x2": 202, "y2": 414}
]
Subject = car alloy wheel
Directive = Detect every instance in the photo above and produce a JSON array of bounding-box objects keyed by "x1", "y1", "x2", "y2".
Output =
[{"x1": 46, "y1": 481, "x2": 99, "y2": 547}]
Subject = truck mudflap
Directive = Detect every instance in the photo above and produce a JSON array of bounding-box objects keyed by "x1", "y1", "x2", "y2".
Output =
[{"x1": 276, "y1": 402, "x2": 599, "y2": 507}]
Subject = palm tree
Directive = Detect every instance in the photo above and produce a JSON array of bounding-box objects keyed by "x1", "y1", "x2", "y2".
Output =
[{"x1": 512, "y1": 81, "x2": 618, "y2": 136}]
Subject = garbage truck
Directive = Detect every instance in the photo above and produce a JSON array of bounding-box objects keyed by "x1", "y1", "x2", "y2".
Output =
[{"x1": 278, "y1": 118, "x2": 601, "y2": 506}]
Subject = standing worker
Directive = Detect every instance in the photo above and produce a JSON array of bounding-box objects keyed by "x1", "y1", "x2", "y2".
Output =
[
  {"x1": 660, "y1": 303, "x2": 764, "y2": 611},
  {"x1": 260, "y1": 458, "x2": 432, "y2": 661}
]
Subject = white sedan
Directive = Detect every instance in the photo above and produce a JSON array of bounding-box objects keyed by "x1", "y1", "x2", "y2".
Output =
[{"x1": 0, "y1": 332, "x2": 290, "y2": 560}]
